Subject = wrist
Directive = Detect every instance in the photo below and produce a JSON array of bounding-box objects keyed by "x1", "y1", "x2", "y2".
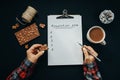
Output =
[
  {"x1": 24, "y1": 58, "x2": 35, "y2": 67},
  {"x1": 86, "y1": 61, "x2": 96, "y2": 68},
  {"x1": 27, "y1": 57, "x2": 38, "y2": 64}
]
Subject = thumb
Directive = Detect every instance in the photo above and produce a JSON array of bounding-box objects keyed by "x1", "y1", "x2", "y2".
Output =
[
  {"x1": 82, "y1": 48, "x2": 89, "y2": 57},
  {"x1": 36, "y1": 51, "x2": 45, "y2": 58}
]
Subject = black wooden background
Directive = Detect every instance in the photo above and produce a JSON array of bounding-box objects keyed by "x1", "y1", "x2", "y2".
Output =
[{"x1": 0, "y1": 0, "x2": 120, "y2": 80}]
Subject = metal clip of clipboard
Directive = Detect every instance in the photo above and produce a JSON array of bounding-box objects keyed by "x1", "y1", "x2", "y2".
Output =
[{"x1": 56, "y1": 9, "x2": 74, "y2": 19}]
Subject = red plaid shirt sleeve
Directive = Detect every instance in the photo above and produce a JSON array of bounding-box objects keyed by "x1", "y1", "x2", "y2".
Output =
[
  {"x1": 6, "y1": 58, "x2": 102, "y2": 80},
  {"x1": 6, "y1": 58, "x2": 35, "y2": 80},
  {"x1": 83, "y1": 61, "x2": 102, "y2": 80}
]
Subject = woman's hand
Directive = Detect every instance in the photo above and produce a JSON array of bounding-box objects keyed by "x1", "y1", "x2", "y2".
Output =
[
  {"x1": 26, "y1": 44, "x2": 47, "y2": 63},
  {"x1": 82, "y1": 45, "x2": 98, "y2": 64}
]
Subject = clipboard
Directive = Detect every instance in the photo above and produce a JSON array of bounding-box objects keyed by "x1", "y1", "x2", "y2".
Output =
[{"x1": 47, "y1": 9, "x2": 83, "y2": 66}]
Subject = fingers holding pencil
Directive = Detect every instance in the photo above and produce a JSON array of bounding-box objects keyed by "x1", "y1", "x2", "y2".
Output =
[
  {"x1": 83, "y1": 45, "x2": 98, "y2": 57},
  {"x1": 82, "y1": 46, "x2": 95, "y2": 64},
  {"x1": 78, "y1": 42, "x2": 101, "y2": 62}
]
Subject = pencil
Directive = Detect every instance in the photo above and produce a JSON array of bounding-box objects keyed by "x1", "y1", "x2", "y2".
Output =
[{"x1": 77, "y1": 42, "x2": 101, "y2": 62}]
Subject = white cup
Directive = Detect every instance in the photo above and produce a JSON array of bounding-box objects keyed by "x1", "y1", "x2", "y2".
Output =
[{"x1": 87, "y1": 26, "x2": 106, "y2": 45}]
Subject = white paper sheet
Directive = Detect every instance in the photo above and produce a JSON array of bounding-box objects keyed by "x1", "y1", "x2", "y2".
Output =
[{"x1": 48, "y1": 15, "x2": 83, "y2": 66}]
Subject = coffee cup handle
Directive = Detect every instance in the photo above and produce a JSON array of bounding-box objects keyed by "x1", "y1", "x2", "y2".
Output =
[{"x1": 100, "y1": 40, "x2": 106, "y2": 45}]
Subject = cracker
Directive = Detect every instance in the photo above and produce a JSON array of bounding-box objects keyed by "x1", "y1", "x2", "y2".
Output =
[{"x1": 15, "y1": 23, "x2": 40, "y2": 45}]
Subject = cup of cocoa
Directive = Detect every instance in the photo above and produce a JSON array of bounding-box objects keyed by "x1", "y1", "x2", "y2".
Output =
[{"x1": 87, "y1": 26, "x2": 106, "y2": 45}]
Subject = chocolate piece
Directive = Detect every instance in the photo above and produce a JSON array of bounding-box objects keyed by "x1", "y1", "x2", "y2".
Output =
[
  {"x1": 12, "y1": 23, "x2": 20, "y2": 29},
  {"x1": 15, "y1": 23, "x2": 40, "y2": 45},
  {"x1": 15, "y1": 23, "x2": 20, "y2": 28},
  {"x1": 39, "y1": 23, "x2": 45, "y2": 28},
  {"x1": 39, "y1": 44, "x2": 48, "y2": 51},
  {"x1": 33, "y1": 44, "x2": 48, "y2": 54},
  {"x1": 12, "y1": 25, "x2": 17, "y2": 29},
  {"x1": 25, "y1": 44, "x2": 29, "y2": 49}
]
